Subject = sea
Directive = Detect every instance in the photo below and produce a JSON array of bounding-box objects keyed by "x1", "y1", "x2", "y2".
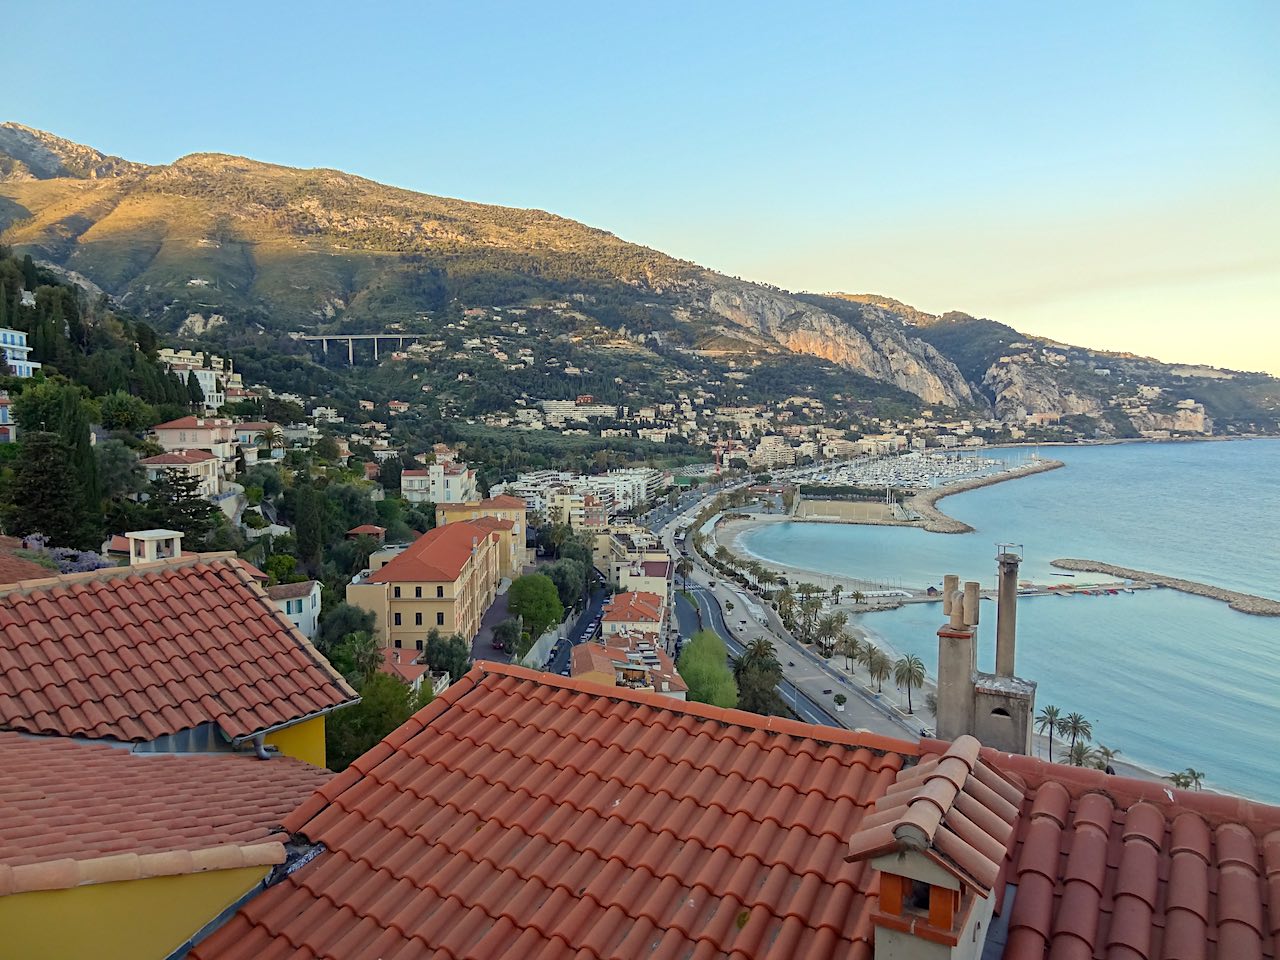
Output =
[{"x1": 738, "y1": 439, "x2": 1280, "y2": 801}]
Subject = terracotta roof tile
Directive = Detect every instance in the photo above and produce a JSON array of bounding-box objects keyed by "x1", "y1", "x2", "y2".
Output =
[
  {"x1": 0, "y1": 549, "x2": 56, "y2": 586},
  {"x1": 0, "y1": 731, "x2": 329, "y2": 883},
  {"x1": 191, "y1": 662, "x2": 912, "y2": 960},
  {"x1": 0, "y1": 556, "x2": 358, "y2": 744},
  {"x1": 367, "y1": 521, "x2": 497, "y2": 583}
]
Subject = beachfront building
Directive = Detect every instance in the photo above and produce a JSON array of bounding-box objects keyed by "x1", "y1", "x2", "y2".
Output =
[
  {"x1": 345, "y1": 520, "x2": 501, "y2": 650},
  {"x1": 0, "y1": 327, "x2": 40, "y2": 377},
  {"x1": 401, "y1": 461, "x2": 479, "y2": 504}
]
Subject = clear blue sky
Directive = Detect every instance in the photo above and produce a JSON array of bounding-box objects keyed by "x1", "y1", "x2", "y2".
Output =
[{"x1": 8, "y1": 1, "x2": 1279, "y2": 372}]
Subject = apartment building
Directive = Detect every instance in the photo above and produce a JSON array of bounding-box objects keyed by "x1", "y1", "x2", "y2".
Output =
[
  {"x1": 346, "y1": 520, "x2": 501, "y2": 650},
  {"x1": 435, "y1": 495, "x2": 529, "y2": 578},
  {"x1": 570, "y1": 633, "x2": 687, "y2": 699},
  {"x1": 0, "y1": 327, "x2": 40, "y2": 377},
  {"x1": 150, "y1": 416, "x2": 239, "y2": 478},
  {"x1": 139, "y1": 450, "x2": 222, "y2": 497},
  {"x1": 601, "y1": 590, "x2": 666, "y2": 638},
  {"x1": 401, "y1": 461, "x2": 479, "y2": 504}
]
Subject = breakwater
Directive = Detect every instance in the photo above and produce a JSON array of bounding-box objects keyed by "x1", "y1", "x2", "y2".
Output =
[
  {"x1": 911, "y1": 459, "x2": 1065, "y2": 533},
  {"x1": 1051, "y1": 558, "x2": 1280, "y2": 616}
]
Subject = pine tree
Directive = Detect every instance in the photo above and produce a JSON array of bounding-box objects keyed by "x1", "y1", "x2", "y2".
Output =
[
  {"x1": 3, "y1": 431, "x2": 94, "y2": 547},
  {"x1": 186, "y1": 370, "x2": 205, "y2": 407},
  {"x1": 147, "y1": 469, "x2": 218, "y2": 547}
]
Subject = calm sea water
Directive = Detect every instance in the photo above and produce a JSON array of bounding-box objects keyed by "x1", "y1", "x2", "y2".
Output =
[{"x1": 740, "y1": 440, "x2": 1280, "y2": 800}]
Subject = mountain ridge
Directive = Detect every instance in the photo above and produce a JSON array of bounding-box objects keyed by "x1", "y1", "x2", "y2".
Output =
[{"x1": 2, "y1": 122, "x2": 1276, "y2": 433}]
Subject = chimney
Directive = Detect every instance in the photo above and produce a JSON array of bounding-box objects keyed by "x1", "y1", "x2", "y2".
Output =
[
  {"x1": 995, "y1": 544, "x2": 1022, "y2": 677},
  {"x1": 125, "y1": 529, "x2": 184, "y2": 566},
  {"x1": 936, "y1": 575, "x2": 979, "y2": 742}
]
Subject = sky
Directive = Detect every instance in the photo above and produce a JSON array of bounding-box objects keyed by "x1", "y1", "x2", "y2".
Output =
[{"x1": 7, "y1": 1, "x2": 1279, "y2": 373}]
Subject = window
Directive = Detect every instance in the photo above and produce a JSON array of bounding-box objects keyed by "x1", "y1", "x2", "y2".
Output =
[
  {"x1": 394, "y1": 586, "x2": 401, "y2": 598},
  {"x1": 436, "y1": 612, "x2": 445, "y2": 626},
  {"x1": 311, "y1": 594, "x2": 318, "y2": 609},
  {"x1": 394, "y1": 639, "x2": 402, "y2": 649},
  {"x1": 286, "y1": 599, "x2": 302, "y2": 615},
  {"x1": 415, "y1": 586, "x2": 422, "y2": 598},
  {"x1": 436, "y1": 585, "x2": 444, "y2": 598},
  {"x1": 415, "y1": 613, "x2": 423, "y2": 626},
  {"x1": 415, "y1": 639, "x2": 424, "y2": 651},
  {"x1": 394, "y1": 613, "x2": 402, "y2": 626}
]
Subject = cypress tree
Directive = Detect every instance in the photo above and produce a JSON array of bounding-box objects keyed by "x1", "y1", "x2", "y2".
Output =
[
  {"x1": 4, "y1": 431, "x2": 92, "y2": 547},
  {"x1": 186, "y1": 370, "x2": 205, "y2": 407}
]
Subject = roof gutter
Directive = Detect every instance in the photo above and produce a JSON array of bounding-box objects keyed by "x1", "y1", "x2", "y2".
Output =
[{"x1": 229, "y1": 698, "x2": 361, "y2": 748}]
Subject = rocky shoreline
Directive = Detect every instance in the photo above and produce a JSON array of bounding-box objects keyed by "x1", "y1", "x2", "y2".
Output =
[{"x1": 1051, "y1": 559, "x2": 1280, "y2": 616}]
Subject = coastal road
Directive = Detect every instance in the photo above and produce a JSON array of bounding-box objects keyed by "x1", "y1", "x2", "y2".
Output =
[{"x1": 544, "y1": 578, "x2": 608, "y2": 676}]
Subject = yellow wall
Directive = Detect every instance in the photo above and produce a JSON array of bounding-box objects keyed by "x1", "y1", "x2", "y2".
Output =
[
  {"x1": 0, "y1": 865, "x2": 270, "y2": 960},
  {"x1": 264, "y1": 715, "x2": 327, "y2": 767}
]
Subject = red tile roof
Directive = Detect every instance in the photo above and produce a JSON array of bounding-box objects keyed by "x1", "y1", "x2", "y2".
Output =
[
  {"x1": 0, "y1": 549, "x2": 54, "y2": 586},
  {"x1": 990, "y1": 747, "x2": 1280, "y2": 960},
  {"x1": 346, "y1": 524, "x2": 386, "y2": 536},
  {"x1": 152, "y1": 416, "x2": 233, "y2": 431},
  {"x1": 846, "y1": 735, "x2": 1022, "y2": 895},
  {"x1": 190, "y1": 662, "x2": 913, "y2": 960},
  {"x1": 367, "y1": 521, "x2": 497, "y2": 584},
  {"x1": 139, "y1": 450, "x2": 218, "y2": 466},
  {"x1": 602, "y1": 590, "x2": 664, "y2": 623},
  {"x1": 378, "y1": 648, "x2": 429, "y2": 685},
  {"x1": 189, "y1": 666, "x2": 1280, "y2": 960},
  {"x1": 478, "y1": 494, "x2": 527, "y2": 509},
  {"x1": 0, "y1": 555, "x2": 358, "y2": 744},
  {"x1": 266, "y1": 579, "x2": 319, "y2": 601},
  {"x1": 0, "y1": 732, "x2": 330, "y2": 883}
]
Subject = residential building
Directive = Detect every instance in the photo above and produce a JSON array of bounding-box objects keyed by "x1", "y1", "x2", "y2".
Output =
[
  {"x1": 570, "y1": 633, "x2": 687, "y2": 699},
  {"x1": 345, "y1": 520, "x2": 501, "y2": 650},
  {"x1": 267, "y1": 579, "x2": 322, "y2": 640},
  {"x1": 434, "y1": 495, "x2": 529, "y2": 578},
  {"x1": 0, "y1": 542, "x2": 358, "y2": 767},
  {"x1": 0, "y1": 327, "x2": 40, "y2": 377},
  {"x1": 0, "y1": 733, "x2": 329, "y2": 960},
  {"x1": 234, "y1": 421, "x2": 285, "y2": 462},
  {"x1": 157, "y1": 348, "x2": 245, "y2": 411},
  {"x1": 150, "y1": 416, "x2": 238, "y2": 477},
  {"x1": 617, "y1": 556, "x2": 672, "y2": 600},
  {"x1": 189, "y1": 661, "x2": 1280, "y2": 960},
  {"x1": 139, "y1": 449, "x2": 222, "y2": 498},
  {"x1": 0, "y1": 391, "x2": 14, "y2": 443},
  {"x1": 548, "y1": 489, "x2": 585, "y2": 528},
  {"x1": 401, "y1": 461, "x2": 478, "y2": 504},
  {"x1": 346, "y1": 523, "x2": 387, "y2": 543},
  {"x1": 601, "y1": 589, "x2": 666, "y2": 637}
]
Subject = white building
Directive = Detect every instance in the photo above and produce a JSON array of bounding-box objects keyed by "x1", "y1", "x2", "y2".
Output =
[
  {"x1": 401, "y1": 461, "x2": 479, "y2": 504},
  {"x1": 267, "y1": 580, "x2": 322, "y2": 640},
  {"x1": 0, "y1": 328, "x2": 40, "y2": 378}
]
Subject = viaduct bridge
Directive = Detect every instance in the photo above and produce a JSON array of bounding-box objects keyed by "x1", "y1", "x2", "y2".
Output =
[{"x1": 292, "y1": 333, "x2": 432, "y2": 364}]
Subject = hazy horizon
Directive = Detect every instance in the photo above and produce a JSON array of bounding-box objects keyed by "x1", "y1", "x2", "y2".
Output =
[{"x1": 7, "y1": 1, "x2": 1278, "y2": 374}]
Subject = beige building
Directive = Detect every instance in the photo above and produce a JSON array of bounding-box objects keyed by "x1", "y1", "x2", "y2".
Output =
[
  {"x1": 434, "y1": 495, "x2": 528, "y2": 579},
  {"x1": 346, "y1": 520, "x2": 501, "y2": 651}
]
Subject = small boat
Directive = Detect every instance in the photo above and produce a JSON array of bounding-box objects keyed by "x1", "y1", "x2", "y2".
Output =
[{"x1": 1052, "y1": 573, "x2": 1076, "y2": 577}]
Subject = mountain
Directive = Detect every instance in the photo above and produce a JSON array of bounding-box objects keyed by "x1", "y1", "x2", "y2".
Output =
[{"x1": 2, "y1": 122, "x2": 1277, "y2": 433}]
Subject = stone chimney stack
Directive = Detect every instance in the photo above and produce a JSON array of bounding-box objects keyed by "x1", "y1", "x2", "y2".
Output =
[
  {"x1": 936, "y1": 575, "x2": 980, "y2": 742},
  {"x1": 995, "y1": 544, "x2": 1022, "y2": 678}
]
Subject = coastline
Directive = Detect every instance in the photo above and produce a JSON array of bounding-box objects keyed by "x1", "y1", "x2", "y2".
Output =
[
  {"x1": 1052, "y1": 558, "x2": 1280, "y2": 616},
  {"x1": 791, "y1": 457, "x2": 1065, "y2": 534}
]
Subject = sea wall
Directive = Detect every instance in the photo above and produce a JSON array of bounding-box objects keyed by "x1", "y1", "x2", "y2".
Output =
[
  {"x1": 910, "y1": 459, "x2": 1065, "y2": 533},
  {"x1": 1051, "y1": 558, "x2": 1280, "y2": 617}
]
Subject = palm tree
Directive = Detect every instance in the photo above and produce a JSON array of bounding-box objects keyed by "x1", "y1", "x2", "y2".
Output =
[
  {"x1": 259, "y1": 426, "x2": 286, "y2": 455},
  {"x1": 868, "y1": 649, "x2": 892, "y2": 694},
  {"x1": 850, "y1": 590, "x2": 865, "y2": 605},
  {"x1": 798, "y1": 597, "x2": 823, "y2": 643},
  {"x1": 1184, "y1": 767, "x2": 1206, "y2": 791},
  {"x1": 714, "y1": 545, "x2": 731, "y2": 567},
  {"x1": 837, "y1": 632, "x2": 862, "y2": 673},
  {"x1": 795, "y1": 582, "x2": 822, "y2": 602},
  {"x1": 1060, "y1": 712, "x2": 1092, "y2": 759},
  {"x1": 924, "y1": 692, "x2": 938, "y2": 717},
  {"x1": 1068, "y1": 742, "x2": 1099, "y2": 768},
  {"x1": 1095, "y1": 744, "x2": 1121, "y2": 772},
  {"x1": 1166, "y1": 771, "x2": 1193, "y2": 790},
  {"x1": 815, "y1": 612, "x2": 847, "y2": 658},
  {"x1": 775, "y1": 587, "x2": 796, "y2": 625},
  {"x1": 736, "y1": 636, "x2": 779, "y2": 680},
  {"x1": 830, "y1": 584, "x2": 842, "y2": 606},
  {"x1": 893, "y1": 654, "x2": 926, "y2": 713},
  {"x1": 675, "y1": 557, "x2": 693, "y2": 589},
  {"x1": 1035, "y1": 705, "x2": 1062, "y2": 763},
  {"x1": 757, "y1": 569, "x2": 778, "y2": 595}
]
